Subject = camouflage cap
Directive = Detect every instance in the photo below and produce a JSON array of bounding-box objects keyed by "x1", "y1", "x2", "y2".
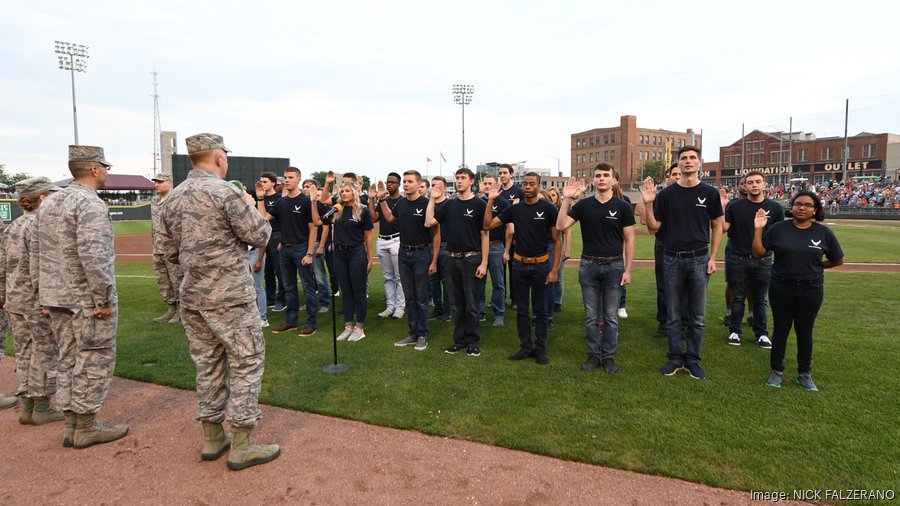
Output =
[
  {"x1": 15, "y1": 176, "x2": 62, "y2": 198},
  {"x1": 151, "y1": 173, "x2": 172, "y2": 182},
  {"x1": 69, "y1": 145, "x2": 112, "y2": 167},
  {"x1": 185, "y1": 133, "x2": 231, "y2": 155}
]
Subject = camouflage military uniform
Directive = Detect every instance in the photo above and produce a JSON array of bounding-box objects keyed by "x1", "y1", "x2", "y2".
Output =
[
  {"x1": 159, "y1": 169, "x2": 271, "y2": 427},
  {"x1": 32, "y1": 182, "x2": 118, "y2": 415},
  {"x1": 151, "y1": 193, "x2": 183, "y2": 304},
  {"x1": 0, "y1": 212, "x2": 59, "y2": 398}
]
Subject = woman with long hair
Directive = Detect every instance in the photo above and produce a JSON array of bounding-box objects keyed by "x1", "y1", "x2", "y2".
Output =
[
  {"x1": 752, "y1": 190, "x2": 844, "y2": 391},
  {"x1": 312, "y1": 182, "x2": 374, "y2": 341}
]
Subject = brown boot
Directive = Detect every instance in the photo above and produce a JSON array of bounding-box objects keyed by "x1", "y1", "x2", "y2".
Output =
[
  {"x1": 18, "y1": 397, "x2": 33, "y2": 424},
  {"x1": 227, "y1": 427, "x2": 280, "y2": 470},
  {"x1": 0, "y1": 393, "x2": 17, "y2": 410},
  {"x1": 167, "y1": 302, "x2": 181, "y2": 323},
  {"x1": 154, "y1": 303, "x2": 177, "y2": 323},
  {"x1": 63, "y1": 411, "x2": 76, "y2": 447},
  {"x1": 32, "y1": 397, "x2": 65, "y2": 425},
  {"x1": 201, "y1": 422, "x2": 231, "y2": 461},
  {"x1": 73, "y1": 413, "x2": 129, "y2": 449}
]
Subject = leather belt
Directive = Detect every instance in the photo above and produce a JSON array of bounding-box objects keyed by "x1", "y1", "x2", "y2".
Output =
[
  {"x1": 447, "y1": 251, "x2": 481, "y2": 258},
  {"x1": 582, "y1": 254, "x2": 623, "y2": 265},
  {"x1": 400, "y1": 243, "x2": 429, "y2": 251},
  {"x1": 489, "y1": 240, "x2": 504, "y2": 246},
  {"x1": 335, "y1": 244, "x2": 363, "y2": 251},
  {"x1": 378, "y1": 233, "x2": 399, "y2": 240},
  {"x1": 771, "y1": 274, "x2": 821, "y2": 285},
  {"x1": 514, "y1": 253, "x2": 550, "y2": 264},
  {"x1": 664, "y1": 248, "x2": 708, "y2": 258}
]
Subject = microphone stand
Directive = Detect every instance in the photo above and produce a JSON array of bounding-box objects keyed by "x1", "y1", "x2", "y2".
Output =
[{"x1": 322, "y1": 205, "x2": 349, "y2": 373}]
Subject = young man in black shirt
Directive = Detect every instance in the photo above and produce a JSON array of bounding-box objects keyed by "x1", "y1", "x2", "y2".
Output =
[
  {"x1": 485, "y1": 172, "x2": 560, "y2": 365},
  {"x1": 641, "y1": 146, "x2": 724, "y2": 380},
  {"x1": 427, "y1": 168, "x2": 488, "y2": 357},
  {"x1": 257, "y1": 171, "x2": 285, "y2": 311},
  {"x1": 723, "y1": 171, "x2": 782, "y2": 348},
  {"x1": 557, "y1": 164, "x2": 635, "y2": 373}
]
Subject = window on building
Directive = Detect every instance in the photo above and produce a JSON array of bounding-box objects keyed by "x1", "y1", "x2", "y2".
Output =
[
  {"x1": 639, "y1": 135, "x2": 644, "y2": 144},
  {"x1": 603, "y1": 151, "x2": 609, "y2": 161},
  {"x1": 589, "y1": 137, "x2": 594, "y2": 147},
  {"x1": 846, "y1": 146, "x2": 855, "y2": 159},
  {"x1": 863, "y1": 143, "x2": 876, "y2": 158},
  {"x1": 589, "y1": 153, "x2": 594, "y2": 163},
  {"x1": 798, "y1": 148, "x2": 809, "y2": 162},
  {"x1": 611, "y1": 151, "x2": 616, "y2": 161},
  {"x1": 821, "y1": 147, "x2": 834, "y2": 160},
  {"x1": 610, "y1": 134, "x2": 615, "y2": 144},
  {"x1": 604, "y1": 135, "x2": 609, "y2": 145}
]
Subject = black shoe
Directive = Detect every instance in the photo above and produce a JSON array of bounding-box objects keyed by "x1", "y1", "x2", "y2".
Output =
[
  {"x1": 428, "y1": 309, "x2": 443, "y2": 321},
  {"x1": 508, "y1": 349, "x2": 533, "y2": 361},
  {"x1": 548, "y1": 319, "x2": 555, "y2": 331},
  {"x1": 534, "y1": 353, "x2": 549, "y2": 365},
  {"x1": 553, "y1": 303, "x2": 562, "y2": 313},
  {"x1": 467, "y1": 346, "x2": 481, "y2": 357},
  {"x1": 581, "y1": 356, "x2": 601, "y2": 372},
  {"x1": 600, "y1": 357, "x2": 619, "y2": 374},
  {"x1": 444, "y1": 344, "x2": 466, "y2": 354},
  {"x1": 479, "y1": 314, "x2": 486, "y2": 322}
]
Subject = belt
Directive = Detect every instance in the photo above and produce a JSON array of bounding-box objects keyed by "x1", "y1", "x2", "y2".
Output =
[
  {"x1": 282, "y1": 242, "x2": 306, "y2": 248},
  {"x1": 582, "y1": 254, "x2": 623, "y2": 265},
  {"x1": 489, "y1": 240, "x2": 504, "y2": 246},
  {"x1": 335, "y1": 244, "x2": 363, "y2": 251},
  {"x1": 378, "y1": 233, "x2": 399, "y2": 240},
  {"x1": 664, "y1": 248, "x2": 708, "y2": 258},
  {"x1": 771, "y1": 274, "x2": 821, "y2": 285},
  {"x1": 447, "y1": 251, "x2": 481, "y2": 258},
  {"x1": 400, "y1": 243, "x2": 430, "y2": 251},
  {"x1": 730, "y1": 253, "x2": 772, "y2": 260},
  {"x1": 514, "y1": 252, "x2": 550, "y2": 264},
  {"x1": 440, "y1": 242, "x2": 447, "y2": 247}
]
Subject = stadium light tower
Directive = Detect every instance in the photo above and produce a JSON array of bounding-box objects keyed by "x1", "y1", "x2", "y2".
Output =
[
  {"x1": 55, "y1": 40, "x2": 89, "y2": 144},
  {"x1": 452, "y1": 84, "x2": 474, "y2": 169}
]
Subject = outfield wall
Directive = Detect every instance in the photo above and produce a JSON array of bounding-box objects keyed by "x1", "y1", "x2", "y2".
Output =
[{"x1": 0, "y1": 200, "x2": 151, "y2": 222}]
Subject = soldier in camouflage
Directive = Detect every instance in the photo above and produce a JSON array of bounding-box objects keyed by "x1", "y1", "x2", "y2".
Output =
[
  {"x1": 31, "y1": 145, "x2": 129, "y2": 448},
  {"x1": 0, "y1": 177, "x2": 66, "y2": 424},
  {"x1": 158, "y1": 133, "x2": 280, "y2": 470},
  {"x1": 150, "y1": 173, "x2": 184, "y2": 323}
]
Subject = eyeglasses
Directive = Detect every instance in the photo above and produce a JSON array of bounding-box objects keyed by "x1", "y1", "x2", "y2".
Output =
[{"x1": 792, "y1": 202, "x2": 816, "y2": 209}]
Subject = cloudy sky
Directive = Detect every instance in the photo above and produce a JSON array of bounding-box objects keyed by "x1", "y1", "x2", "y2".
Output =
[{"x1": 1, "y1": 0, "x2": 898, "y2": 184}]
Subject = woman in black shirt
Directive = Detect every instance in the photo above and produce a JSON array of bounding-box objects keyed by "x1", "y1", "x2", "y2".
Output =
[{"x1": 752, "y1": 191, "x2": 844, "y2": 391}]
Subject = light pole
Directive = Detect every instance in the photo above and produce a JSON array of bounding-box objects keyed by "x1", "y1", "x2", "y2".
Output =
[
  {"x1": 55, "y1": 40, "x2": 89, "y2": 145},
  {"x1": 452, "y1": 84, "x2": 474, "y2": 169}
]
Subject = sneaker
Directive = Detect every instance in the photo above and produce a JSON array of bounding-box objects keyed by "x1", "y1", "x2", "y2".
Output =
[
  {"x1": 553, "y1": 303, "x2": 562, "y2": 313},
  {"x1": 347, "y1": 328, "x2": 366, "y2": 342},
  {"x1": 617, "y1": 308, "x2": 628, "y2": 319},
  {"x1": 756, "y1": 335, "x2": 772, "y2": 349},
  {"x1": 492, "y1": 316, "x2": 504, "y2": 327},
  {"x1": 318, "y1": 306, "x2": 330, "y2": 314},
  {"x1": 581, "y1": 356, "x2": 601, "y2": 372},
  {"x1": 414, "y1": 336, "x2": 428, "y2": 351},
  {"x1": 428, "y1": 310, "x2": 444, "y2": 321},
  {"x1": 394, "y1": 335, "x2": 417, "y2": 347},
  {"x1": 336, "y1": 327, "x2": 353, "y2": 341},
  {"x1": 266, "y1": 304, "x2": 275, "y2": 310},
  {"x1": 548, "y1": 319, "x2": 555, "y2": 331},
  {"x1": 333, "y1": 290, "x2": 341, "y2": 297},
  {"x1": 479, "y1": 314, "x2": 486, "y2": 322},
  {"x1": 261, "y1": 320, "x2": 270, "y2": 328},
  {"x1": 721, "y1": 314, "x2": 731, "y2": 327},
  {"x1": 271, "y1": 323, "x2": 297, "y2": 334},
  {"x1": 271, "y1": 304, "x2": 286, "y2": 312},
  {"x1": 440, "y1": 313, "x2": 451, "y2": 322},
  {"x1": 444, "y1": 344, "x2": 466, "y2": 354},
  {"x1": 727, "y1": 332, "x2": 741, "y2": 346},
  {"x1": 378, "y1": 307, "x2": 395, "y2": 318},
  {"x1": 766, "y1": 369, "x2": 783, "y2": 388},
  {"x1": 392, "y1": 308, "x2": 405, "y2": 319},
  {"x1": 508, "y1": 349, "x2": 533, "y2": 361},
  {"x1": 796, "y1": 372, "x2": 819, "y2": 392},
  {"x1": 297, "y1": 326, "x2": 317, "y2": 337},
  {"x1": 534, "y1": 353, "x2": 549, "y2": 365},
  {"x1": 467, "y1": 346, "x2": 481, "y2": 357},
  {"x1": 685, "y1": 363, "x2": 706, "y2": 380},
  {"x1": 660, "y1": 361, "x2": 683, "y2": 376},
  {"x1": 601, "y1": 357, "x2": 619, "y2": 374}
]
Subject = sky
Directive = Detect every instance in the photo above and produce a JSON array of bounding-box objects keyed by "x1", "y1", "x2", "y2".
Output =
[{"x1": 2, "y1": 0, "x2": 898, "y2": 185}]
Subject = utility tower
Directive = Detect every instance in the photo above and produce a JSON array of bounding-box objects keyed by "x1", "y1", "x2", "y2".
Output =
[{"x1": 152, "y1": 71, "x2": 162, "y2": 176}]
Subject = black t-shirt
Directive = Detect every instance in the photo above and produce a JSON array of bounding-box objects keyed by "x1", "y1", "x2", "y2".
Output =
[
  {"x1": 725, "y1": 198, "x2": 784, "y2": 256},
  {"x1": 333, "y1": 206, "x2": 374, "y2": 247},
  {"x1": 568, "y1": 195, "x2": 635, "y2": 257},
  {"x1": 498, "y1": 199, "x2": 558, "y2": 257},
  {"x1": 499, "y1": 183, "x2": 524, "y2": 203},
  {"x1": 763, "y1": 221, "x2": 844, "y2": 280},
  {"x1": 655, "y1": 182, "x2": 724, "y2": 252},
  {"x1": 394, "y1": 196, "x2": 431, "y2": 246},
  {"x1": 263, "y1": 193, "x2": 282, "y2": 233},
  {"x1": 434, "y1": 196, "x2": 486, "y2": 253},
  {"x1": 269, "y1": 193, "x2": 311, "y2": 244},
  {"x1": 485, "y1": 196, "x2": 511, "y2": 242},
  {"x1": 376, "y1": 195, "x2": 401, "y2": 236},
  {"x1": 313, "y1": 201, "x2": 328, "y2": 243}
]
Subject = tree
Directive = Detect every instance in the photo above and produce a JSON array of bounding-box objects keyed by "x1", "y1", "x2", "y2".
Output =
[
  {"x1": 309, "y1": 171, "x2": 327, "y2": 188},
  {"x1": 0, "y1": 163, "x2": 30, "y2": 189},
  {"x1": 638, "y1": 160, "x2": 664, "y2": 184}
]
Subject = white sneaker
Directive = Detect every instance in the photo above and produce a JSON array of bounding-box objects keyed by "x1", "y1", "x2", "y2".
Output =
[
  {"x1": 261, "y1": 320, "x2": 270, "y2": 328},
  {"x1": 617, "y1": 308, "x2": 628, "y2": 318},
  {"x1": 348, "y1": 328, "x2": 366, "y2": 342},
  {"x1": 756, "y1": 335, "x2": 772, "y2": 349},
  {"x1": 392, "y1": 307, "x2": 405, "y2": 319},
  {"x1": 336, "y1": 327, "x2": 353, "y2": 341},
  {"x1": 378, "y1": 307, "x2": 395, "y2": 318},
  {"x1": 728, "y1": 332, "x2": 741, "y2": 346}
]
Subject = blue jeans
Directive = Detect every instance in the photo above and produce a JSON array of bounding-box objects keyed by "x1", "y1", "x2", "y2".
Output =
[
  {"x1": 486, "y1": 244, "x2": 506, "y2": 317},
  {"x1": 579, "y1": 259, "x2": 624, "y2": 358},
  {"x1": 511, "y1": 259, "x2": 551, "y2": 354},
  {"x1": 313, "y1": 242, "x2": 330, "y2": 309},
  {"x1": 445, "y1": 255, "x2": 483, "y2": 347},
  {"x1": 249, "y1": 248, "x2": 267, "y2": 322},
  {"x1": 428, "y1": 246, "x2": 449, "y2": 314},
  {"x1": 333, "y1": 247, "x2": 368, "y2": 325},
  {"x1": 399, "y1": 248, "x2": 431, "y2": 338},
  {"x1": 280, "y1": 244, "x2": 318, "y2": 328},
  {"x1": 654, "y1": 239, "x2": 666, "y2": 325},
  {"x1": 264, "y1": 234, "x2": 284, "y2": 306},
  {"x1": 663, "y1": 253, "x2": 710, "y2": 366},
  {"x1": 729, "y1": 255, "x2": 772, "y2": 337}
]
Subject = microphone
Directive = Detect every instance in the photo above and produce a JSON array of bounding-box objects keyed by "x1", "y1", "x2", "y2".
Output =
[{"x1": 321, "y1": 203, "x2": 343, "y2": 222}]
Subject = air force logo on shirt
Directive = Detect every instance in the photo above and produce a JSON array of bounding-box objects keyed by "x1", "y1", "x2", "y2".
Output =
[
  {"x1": 464, "y1": 208, "x2": 474, "y2": 218},
  {"x1": 695, "y1": 197, "x2": 707, "y2": 208},
  {"x1": 293, "y1": 205, "x2": 303, "y2": 214},
  {"x1": 535, "y1": 211, "x2": 545, "y2": 220},
  {"x1": 413, "y1": 208, "x2": 424, "y2": 216},
  {"x1": 809, "y1": 239, "x2": 822, "y2": 250},
  {"x1": 606, "y1": 210, "x2": 619, "y2": 220}
]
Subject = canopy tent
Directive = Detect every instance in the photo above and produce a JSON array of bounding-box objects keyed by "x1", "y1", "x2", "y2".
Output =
[{"x1": 53, "y1": 174, "x2": 155, "y2": 190}]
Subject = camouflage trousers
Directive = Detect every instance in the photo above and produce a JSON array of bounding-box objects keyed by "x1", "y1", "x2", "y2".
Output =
[
  {"x1": 48, "y1": 306, "x2": 117, "y2": 414},
  {"x1": 181, "y1": 301, "x2": 265, "y2": 428},
  {"x1": 153, "y1": 253, "x2": 184, "y2": 304},
  {"x1": 0, "y1": 310, "x2": 7, "y2": 360},
  {"x1": 9, "y1": 311, "x2": 59, "y2": 398}
]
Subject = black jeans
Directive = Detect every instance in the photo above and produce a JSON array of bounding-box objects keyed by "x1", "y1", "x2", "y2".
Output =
[
  {"x1": 768, "y1": 276, "x2": 824, "y2": 374},
  {"x1": 333, "y1": 247, "x2": 368, "y2": 325},
  {"x1": 729, "y1": 254, "x2": 772, "y2": 337},
  {"x1": 511, "y1": 259, "x2": 551, "y2": 355},
  {"x1": 445, "y1": 255, "x2": 482, "y2": 347}
]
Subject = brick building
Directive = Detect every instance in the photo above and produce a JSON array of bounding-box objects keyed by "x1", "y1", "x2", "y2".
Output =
[{"x1": 571, "y1": 115, "x2": 701, "y2": 187}]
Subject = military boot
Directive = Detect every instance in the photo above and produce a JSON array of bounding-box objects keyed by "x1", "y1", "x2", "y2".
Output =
[
  {"x1": 18, "y1": 397, "x2": 34, "y2": 424},
  {"x1": 201, "y1": 422, "x2": 231, "y2": 461},
  {"x1": 227, "y1": 427, "x2": 281, "y2": 470},
  {"x1": 63, "y1": 411, "x2": 77, "y2": 447},
  {"x1": 73, "y1": 413, "x2": 129, "y2": 449},
  {"x1": 32, "y1": 397, "x2": 65, "y2": 425},
  {"x1": 167, "y1": 302, "x2": 181, "y2": 323},
  {"x1": 0, "y1": 393, "x2": 17, "y2": 410},
  {"x1": 154, "y1": 303, "x2": 177, "y2": 323}
]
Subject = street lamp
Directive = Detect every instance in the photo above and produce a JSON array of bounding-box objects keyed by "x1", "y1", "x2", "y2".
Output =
[
  {"x1": 55, "y1": 40, "x2": 89, "y2": 144},
  {"x1": 451, "y1": 84, "x2": 474, "y2": 169}
]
